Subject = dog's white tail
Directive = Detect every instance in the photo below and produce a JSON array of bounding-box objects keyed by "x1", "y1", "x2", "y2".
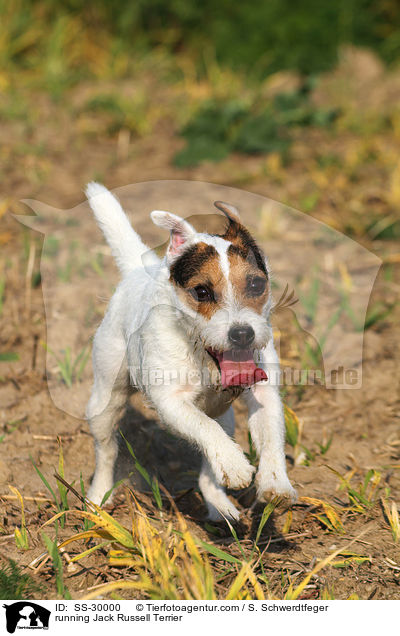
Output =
[{"x1": 86, "y1": 183, "x2": 152, "y2": 276}]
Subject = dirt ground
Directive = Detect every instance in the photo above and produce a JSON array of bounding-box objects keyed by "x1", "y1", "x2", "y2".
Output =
[{"x1": 1, "y1": 52, "x2": 400, "y2": 599}]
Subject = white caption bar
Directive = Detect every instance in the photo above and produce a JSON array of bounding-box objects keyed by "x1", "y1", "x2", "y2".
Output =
[{"x1": 1, "y1": 600, "x2": 398, "y2": 635}]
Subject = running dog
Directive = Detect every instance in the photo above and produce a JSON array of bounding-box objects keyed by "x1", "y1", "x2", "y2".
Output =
[{"x1": 85, "y1": 183, "x2": 296, "y2": 520}]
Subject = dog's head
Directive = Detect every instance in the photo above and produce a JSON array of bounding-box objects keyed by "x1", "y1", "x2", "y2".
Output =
[{"x1": 151, "y1": 202, "x2": 271, "y2": 388}]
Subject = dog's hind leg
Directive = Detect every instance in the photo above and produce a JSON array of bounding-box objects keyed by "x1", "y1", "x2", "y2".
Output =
[
  {"x1": 86, "y1": 330, "x2": 130, "y2": 505},
  {"x1": 198, "y1": 407, "x2": 241, "y2": 522}
]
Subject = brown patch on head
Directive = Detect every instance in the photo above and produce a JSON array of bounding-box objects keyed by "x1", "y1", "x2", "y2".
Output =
[
  {"x1": 228, "y1": 246, "x2": 269, "y2": 314},
  {"x1": 215, "y1": 208, "x2": 269, "y2": 312},
  {"x1": 169, "y1": 242, "x2": 227, "y2": 320},
  {"x1": 217, "y1": 215, "x2": 268, "y2": 277}
]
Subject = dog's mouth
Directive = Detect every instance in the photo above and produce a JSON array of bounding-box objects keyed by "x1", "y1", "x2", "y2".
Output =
[{"x1": 206, "y1": 348, "x2": 268, "y2": 388}]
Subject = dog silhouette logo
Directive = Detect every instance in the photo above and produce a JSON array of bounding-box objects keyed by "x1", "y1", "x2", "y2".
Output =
[{"x1": 3, "y1": 602, "x2": 50, "y2": 633}]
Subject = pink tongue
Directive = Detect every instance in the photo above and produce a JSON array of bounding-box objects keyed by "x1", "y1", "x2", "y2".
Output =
[{"x1": 213, "y1": 349, "x2": 268, "y2": 388}]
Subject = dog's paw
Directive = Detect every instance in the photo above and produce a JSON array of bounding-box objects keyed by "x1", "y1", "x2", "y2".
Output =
[
  {"x1": 224, "y1": 460, "x2": 255, "y2": 490},
  {"x1": 210, "y1": 442, "x2": 255, "y2": 490},
  {"x1": 256, "y1": 472, "x2": 297, "y2": 504},
  {"x1": 87, "y1": 483, "x2": 113, "y2": 507}
]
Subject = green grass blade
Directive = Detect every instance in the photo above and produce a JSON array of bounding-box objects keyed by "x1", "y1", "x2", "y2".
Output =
[
  {"x1": 193, "y1": 538, "x2": 242, "y2": 564},
  {"x1": 30, "y1": 455, "x2": 60, "y2": 511},
  {"x1": 41, "y1": 531, "x2": 71, "y2": 599},
  {"x1": 0, "y1": 352, "x2": 19, "y2": 361},
  {"x1": 254, "y1": 498, "x2": 279, "y2": 547}
]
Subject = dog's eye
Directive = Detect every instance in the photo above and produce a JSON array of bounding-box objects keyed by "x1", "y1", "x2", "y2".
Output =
[
  {"x1": 191, "y1": 285, "x2": 214, "y2": 302},
  {"x1": 246, "y1": 276, "x2": 266, "y2": 296}
]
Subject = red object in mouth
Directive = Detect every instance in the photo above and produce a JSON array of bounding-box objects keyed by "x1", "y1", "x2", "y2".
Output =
[{"x1": 208, "y1": 348, "x2": 268, "y2": 388}]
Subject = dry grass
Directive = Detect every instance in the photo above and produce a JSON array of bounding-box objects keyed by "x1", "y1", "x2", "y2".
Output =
[
  {"x1": 2, "y1": 436, "x2": 398, "y2": 600},
  {"x1": 16, "y1": 472, "x2": 376, "y2": 601}
]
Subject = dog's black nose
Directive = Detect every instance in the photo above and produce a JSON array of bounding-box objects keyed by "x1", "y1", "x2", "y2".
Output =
[{"x1": 228, "y1": 325, "x2": 255, "y2": 348}]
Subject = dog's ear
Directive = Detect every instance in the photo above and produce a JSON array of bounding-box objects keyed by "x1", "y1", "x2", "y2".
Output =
[
  {"x1": 151, "y1": 210, "x2": 196, "y2": 262},
  {"x1": 214, "y1": 201, "x2": 241, "y2": 223}
]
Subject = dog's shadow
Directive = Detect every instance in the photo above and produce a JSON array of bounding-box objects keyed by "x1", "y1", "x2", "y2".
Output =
[
  {"x1": 113, "y1": 402, "x2": 204, "y2": 517},
  {"x1": 110, "y1": 402, "x2": 293, "y2": 553}
]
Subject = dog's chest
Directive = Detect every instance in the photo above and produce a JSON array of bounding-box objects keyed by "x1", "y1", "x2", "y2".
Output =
[{"x1": 195, "y1": 385, "x2": 244, "y2": 419}]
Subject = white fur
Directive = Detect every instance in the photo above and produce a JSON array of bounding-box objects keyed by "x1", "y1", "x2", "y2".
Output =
[
  {"x1": 85, "y1": 182, "x2": 157, "y2": 275},
  {"x1": 85, "y1": 185, "x2": 296, "y2": 520}
]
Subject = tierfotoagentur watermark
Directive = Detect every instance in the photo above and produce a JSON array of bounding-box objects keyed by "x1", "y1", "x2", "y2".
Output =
[{"x1": 16, "y1": 179, "x2": 381, "y2": 417}]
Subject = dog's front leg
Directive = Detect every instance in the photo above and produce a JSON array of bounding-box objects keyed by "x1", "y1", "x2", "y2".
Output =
[
  {"x1": 199, "y1": 407, "x2": 242, "y2": 522},
  {"x1": 243, "y1": 343, "x2": 296, "y2": 503},
  {"x1": 148, "y1": 387, "x2": 254, "y2": 491}
]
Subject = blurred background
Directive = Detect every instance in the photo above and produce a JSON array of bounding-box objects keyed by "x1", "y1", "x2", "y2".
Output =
[{"x1": 0, "y1": 0, "x2": 399, "y2": 244}]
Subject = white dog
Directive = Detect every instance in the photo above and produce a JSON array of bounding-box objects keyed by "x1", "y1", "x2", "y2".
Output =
[{"x1": 85, "y1": 183, "x2": 296, "y2": 521}]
